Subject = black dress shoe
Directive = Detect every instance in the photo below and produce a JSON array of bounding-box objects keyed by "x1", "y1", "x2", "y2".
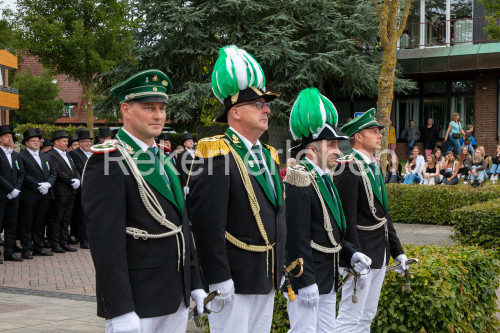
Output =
[
  {"x1": 33, "y1": 249, "x2": 54, "y2": 256},
  {"x1": 0, "y1": 238, "x2": 4, "y2": 246},
  {"x1": 61, "y1": 244, "x2": 77, "y2": 252},
  {"x1": 43, "y1": 241, "x2": 51, "y2": 249},
  {"x1": 4, "y1": 254, "x2": 23, "y2": 262},
  {"x1": 51, "y1": 245, "x2": 66, "y2": 253},
  {"x1": 21, "y1": 251, "x2": 33, "y2": 259},
  {"x1": 80, "y1": 241, "x2": 90, "y2": 249},
  {"x1": 13, "y1": 244, "x2": 22, "y2": 253},
  {"x1": 68, "y1": 237, "x2": 79, "y2": 245}
]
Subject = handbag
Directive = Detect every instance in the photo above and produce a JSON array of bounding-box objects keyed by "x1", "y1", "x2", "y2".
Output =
[{"x1": 451, "y1": 133, "x2": 461, "y2": 139}]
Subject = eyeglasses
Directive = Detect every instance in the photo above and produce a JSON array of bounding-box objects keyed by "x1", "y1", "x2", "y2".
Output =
[
  {"x1": 28, "y1": 140, "x2": 40, "y2": 144},
  {"x1": 237, "y1": 101, "x2": 270, "y2": 110}
]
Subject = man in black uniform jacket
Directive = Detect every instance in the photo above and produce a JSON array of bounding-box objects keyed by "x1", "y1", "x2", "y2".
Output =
[
  {"x1": 189, "y1": 45, "x2": 285, "y2": 333},
  {"x1": 69, "y1": 130, "x2": 92, "y2": 249},
  {"x1": 46, "y1": 130, "x2": 81, "y2": 253},
  {"x1": 18, "y1": 128, "x2": 56, "y2": 258},
  {"x1": 284, "y1": 88, "x2": 371, "y2": 332},
  {"x1": 0, "y1": 125, "x2": 24, "y2": 262},
  {"x1": 82, "y1": 69, "x2": 205, "y2": 333},
  {"x1": 334, "y1": 108, "x2": 408, "y2": 331}
]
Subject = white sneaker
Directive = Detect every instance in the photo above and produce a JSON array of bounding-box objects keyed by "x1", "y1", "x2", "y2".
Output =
[{"x1": 463, "y1": 180, "x2": 468, "y2": 184}]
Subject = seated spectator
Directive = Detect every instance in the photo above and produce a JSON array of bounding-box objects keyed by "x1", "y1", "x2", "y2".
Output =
[
  {"x1": 461, "y1": 124, "x2": 475, "y2": 155},
  {"x1": 477, "y1": 146, "x2": 491, "y2": 178},
  {"x1": 440, "y1": 151, "x2": 459, "y2": 185},
  {"x1": 457, "y1": 146, "x2": 471, "y2": 182},
  {"x1": 434, "y1": 148, "x2": 445, "y2": 169},
  {"x1": 412, "y1": 146, "x2": 425, "y2": 180},
  {"x1": 385, "y1": 153, "x2": 403, "y2": 184},
  {"x1": 403, "y1": 155, "x2": 420, "y2": 184},
  {"x1": 490, "y1": 144, "x2": 500, "y2": 184},
  {"x1": 280, "y1": 158, "x2": 296, "y2": 180},
  {"x1": 468, "y1": 150, "x2": 486, "y2": 187},
  {"x1": 422, "y1": 154, "x2": 440, "y2": 185}
]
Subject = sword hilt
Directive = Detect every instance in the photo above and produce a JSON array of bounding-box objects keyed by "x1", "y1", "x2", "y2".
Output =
[{"x1": 193, "y1": 290, "x2": 221, "y2": 327}]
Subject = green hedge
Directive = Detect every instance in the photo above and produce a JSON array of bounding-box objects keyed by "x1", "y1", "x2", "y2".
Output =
[
  {"x1": 386, "y1": 183, "x2": 500, "y2": 225},
  {"x1": 270, "y1": 245, "x2": 500, "y2": 333},
  {"x1": 451, "y1": 198, "x2": 500, "y2": 250}
]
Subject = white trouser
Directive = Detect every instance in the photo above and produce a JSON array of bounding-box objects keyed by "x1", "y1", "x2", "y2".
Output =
[
  {"x1": 208, "y1": 291, "x2": 275, "y2": 333},
  {"x1": 287, "y1": 285, "x2": 336, "y2": 333},
  {"x1": 336, "y1": 260, "x2": 387, "y2": 332},
  {"x1": 105, "y1": 301, "x2": 188, "y2": 333}
]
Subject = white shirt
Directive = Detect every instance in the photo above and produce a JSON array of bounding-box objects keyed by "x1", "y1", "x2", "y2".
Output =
[
  {"x1": 229, "y1": 127, "x2": 276, "y2": 195},
  {"x1": 53, "y1": 147, "x2": 72, "y2": 170},
  {"x1": 353, "y1": 148, "x2": 377, "y2": 178},
  {"x1": 27, "y1": 148, "x2": 42, "y2": 169},
  {"x1": 80, "y1": 147, "x2": 92, "y2": 158},
  {"x1": 1, "y1": 145, "x2": 13, "y2": 168},
  {"x1": 121, "y1": 128, "x2": 157, "y2": 153},
  {"x1": 305, "y1": 156, "x2": 326, "y2": 177},
  {"x1": 185, "y1": 148, "x2": 195, "y2": 158}
]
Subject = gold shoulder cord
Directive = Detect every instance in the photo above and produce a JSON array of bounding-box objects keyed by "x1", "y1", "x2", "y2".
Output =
[{"x1": 223, "y1": 139, "x2": 275, "y2": 281}]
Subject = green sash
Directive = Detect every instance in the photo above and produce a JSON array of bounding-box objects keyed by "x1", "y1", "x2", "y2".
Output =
[
  {"x1": 116, "y1": 129, "x2": 184, "y2": 213},
  {"x1": 225, "y1": 128, "x2": 282, "y2": 208},
  {"x1": 351, "y1": 150, "x2": 388, "y2": 212},
  {"x1": 302, "y1": 160, "x2": 346, "y2": 231}
]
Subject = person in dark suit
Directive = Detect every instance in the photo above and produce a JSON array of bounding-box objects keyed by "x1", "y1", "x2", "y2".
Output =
[
  {"x1": 285, "y1": 88, "x2": 371, "y2": 332},
  {"x1": 46, "y1": 130, "x2": 81, "y2": 253},
  {"x1": 156, "y1": 132, "x2": 172, "y2": 155},
  {"x1": 0, "y1": 125, "x2": 25, "y2": 262},
  {"x1": 68, "y1": 134, "x2": 79, "y2": 152},
  {"x1": 175, "y1": 132, "x2": 194, "y2": 191},
  {"x1": 98, "y1": 127, "x2": 111, "y2": 144},
  {"x1": 18, "y1": 128, "x2": 56, "y2": 258},
  {"x1": 333, "y1": 108, "x2": 407, "y2": 331},
  {"x1": 68, "y1": 130, "x2": 92, "y2": 249},
  {"x1": 188, "y1": 45, "x2": 286, "y2": 333},
  {"x1": 82, "y1": 69, "x2": 205, "y2": 332},
  {"x1": 40, "y1": 138, "x2": 52, "y2": 153}
]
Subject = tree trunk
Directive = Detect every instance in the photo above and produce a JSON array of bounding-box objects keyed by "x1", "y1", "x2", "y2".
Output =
[{"x1": 82, "y1": 81, "x2": 94, "y2": 137}]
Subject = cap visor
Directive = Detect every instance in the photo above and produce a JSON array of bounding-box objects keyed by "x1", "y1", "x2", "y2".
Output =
[{"x1": 131, "y1": 96, "x2": 168, "y2": 104}]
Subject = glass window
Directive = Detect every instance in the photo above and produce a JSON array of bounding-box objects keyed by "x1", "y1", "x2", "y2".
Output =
[
  {"x1": 335, "y1": 100, "x2": 352, "y2": 126},
  {"x1": 450, "y1": 0, "x2": 472, "y2": 19},
  {"x1": 425, "y1": 0, "x2": 447, "y2": 46},
  {"x1": 423, "y1": 96, "x2": 449, "y2": 138},
  {"x1": 0, "y1": 68, "x2": 3, "y2": 86},
  {"x1": 451, "y1": 80, "x2": 474, "y2": 93},
  {"x1": 424, "y1": 81, "x2": 447, "y2": 94},
  {"x1": 396, "y1": 98, "x2": 420, "y2": 139},
  {"x1": 450, "y1": 95, "x2": 474, "y2": 127},
  {"x1": 401, "y1": 0, "x2": 421, "y2": 48}
]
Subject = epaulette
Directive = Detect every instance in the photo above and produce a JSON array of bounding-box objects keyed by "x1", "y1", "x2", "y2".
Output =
[
  {"x1": 90, "y1": 140, "x2": 118, "y2": 154},
  {"x1": 262, "y1": 143, "x2": 280, "y2": 165},
  {"x1": 194, "y1": 135, "x2": 230, "y2": 158},
  {"x1": 337, "y1": 154, "x2": 354, "y2": 164},
  {"x1": 283, "y1": 165, "x2": 311, "y2": 187}
]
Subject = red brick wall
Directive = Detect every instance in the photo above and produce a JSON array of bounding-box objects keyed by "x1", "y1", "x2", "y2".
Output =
[{"x1": 474, "y1": 74, "x2": 499, "y2": 156}]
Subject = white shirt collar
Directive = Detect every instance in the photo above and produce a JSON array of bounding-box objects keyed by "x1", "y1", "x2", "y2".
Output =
[
  {"x1": 1, "y1": 146, "x2": 12, "y2": 154},
  {"x1": 28, "y1": 148, "x2": 40, "y2": 155},
  {"x1": 229, "y1": 126, "x2": 262, "y2": 151},
  {"x1": 353, "y1": 148, "x2": 376, "y2": 165},
  {"x1": 53, "y1": 147, "x2": 66, "y2": 156},
  {"x1": 121, "y1": 128, "x2": 158, "y2": 153},
  {"x1": 304, "y1": 156, "x2": 326, "y2": 177}
]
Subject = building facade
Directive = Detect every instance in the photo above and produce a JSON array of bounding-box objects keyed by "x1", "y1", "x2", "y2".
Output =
[{"x1": 0, "y1": 50, "x2": 19, "y2": 125}]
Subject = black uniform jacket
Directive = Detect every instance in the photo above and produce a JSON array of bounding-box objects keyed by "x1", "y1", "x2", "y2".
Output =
[
  {"x1": 82, "y1": 148, "x2": 203, "y2": 319},
  {"x1": 188, "y1": 135, "x2": 286, "y2": 295},
  {"x1": 69, "y1": 148, "x2": 89, "y2": 176},
  {"x1": 333, "y1": 160, "x2": 404, "y2": 269},
  {"x1": 47, "y1": 149, "x2": 80, "y2": 196},
  {"x1": 175, "y1": 149, "x2": 194, "y2": 188},
  {"x1": 19, "y1": 149, "x2": 56, "y2": 200},
  {"x1": 0, "y1": 149, "x2": 24, "y2": 199},
  {"x1": 285, "y1": 166, "x2": 356, "y2": 295}
]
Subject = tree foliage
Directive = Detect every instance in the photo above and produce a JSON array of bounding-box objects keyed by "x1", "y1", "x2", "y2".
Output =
[
  {"x1": 10, "y1": 68, "x2": 64, "y2": 126},
  {"x1": 97, "y1": 0, "x2": 414, "y2": 128},
  {"x1": 481, "y1": 0, "x2": 500, "y2": 41},
  {"x1": 13, "y1": 0, "x2": 135, "y2": 132}
]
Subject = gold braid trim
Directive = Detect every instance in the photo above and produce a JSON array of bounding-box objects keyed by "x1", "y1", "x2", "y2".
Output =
[
  {"x1": 194, "y1": 135, "x2": 230, "y2": 159},
  {"x1": 224, "y1": 139, "x2": 275, "y2": 281},
  {"x1": 283, "y1": 165, "x2": 311, "y2": 187},
  {"x1": 262, "y1": 143, "x2": 280, "y2": 165}
]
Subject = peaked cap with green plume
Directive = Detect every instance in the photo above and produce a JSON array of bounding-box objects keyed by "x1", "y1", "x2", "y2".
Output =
[
  {"x1": 211, "y1": 45, "x2": 279, "y2": 123},
  {"x1": 289, "y1": 87, "x2": 347, "y2": 152}
]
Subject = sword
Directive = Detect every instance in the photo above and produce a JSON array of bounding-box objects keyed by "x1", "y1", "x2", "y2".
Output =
[
  {"x1": 283, "y1": 258, "x2": 304, "y2": 302},
  {"x1": 189, "y1": 290, "x2": 221, "y2": 327},
  {"x1": 386, "y1": 258, "x2": 418, "y2": 292}
]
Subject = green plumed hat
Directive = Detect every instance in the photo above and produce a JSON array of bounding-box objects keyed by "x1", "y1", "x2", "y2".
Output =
[
  {"x1": 289, "y1": 87, "x2": 347, "y2": 152},
  {"x1": 211, "y1": 45, "x2": 279, "y2": 123},
  {"x1": 111, "y1": 69, "x2": 172, "y2": 104},
  {"x1": 340, "y1": 108, "x2": 384, "y2": 137}
]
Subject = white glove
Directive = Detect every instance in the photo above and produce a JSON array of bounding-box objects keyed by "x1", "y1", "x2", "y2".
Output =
[
  {"x1": 351, "y1": 252, "x2": 372, "y2": 273},
  {"x1": 37, "y1": 183, "x2": 51, "y2": 195},
  {"x1": 71, "y1": 178, "x2": 81, "y2": 189},
  {"x1": 9, "y1": 189, "x2": 20, "y2": 199},
  {"x1": 191, "y1": 289, "x2": 208, "y2": 315},
  {"x1": 6, "y1": 193, "x2": 12, "y2": 199},
  {"x1": 39, "y1": 182, "x2": 51, "y2": 189},
  {"x1": 209, "y1": 279, "x2": 235, "y2": 306},
  {"x1": 280, "y1": 276, "x2": 285, "y2": 289},
  {"x1": 108, "y1": 311, "x2": 141, "y2": 332},
  {"x1": 395, "y1": 254, "x2": 409, "y2": 275},
  {"x1": 297, "y1": 283, "x2": 319, "y2": 308},
  {"x1": 357, "y1": 269, "x2": 369, "y2": 290}
]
